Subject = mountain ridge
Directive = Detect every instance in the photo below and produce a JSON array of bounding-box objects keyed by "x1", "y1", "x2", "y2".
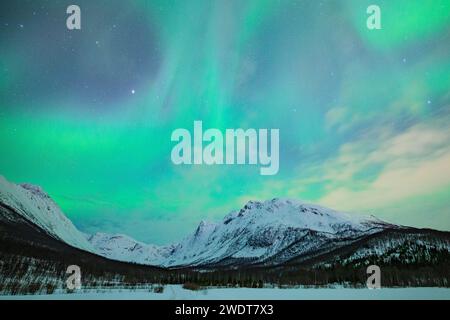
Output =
[
  {"x1": 85, "y1": 197, "x2": 399, "y2": 267},
  {"x1": 1, "y1": 175, "x2": 448, "y2": 272},
  {"x1": 0, "y1": 176, "x2": 95, "y2": 253}
]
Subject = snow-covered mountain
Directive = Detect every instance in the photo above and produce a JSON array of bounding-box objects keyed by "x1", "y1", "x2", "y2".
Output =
[
  {"x1": 1, "y1": 175, "x2": 449, "y2": 292},
  {"x1": 86, "y1": 198, "x2": 398, "y2": 267},
  {"x1": 87, "y1": 232, "x2": 175, "y2": 265},
  {"x1": 2, "y1": 175, "x2": 446, "y2": 271},
  {"x1": 0, "y1": 176, "x2": 94, "y2": 253}
]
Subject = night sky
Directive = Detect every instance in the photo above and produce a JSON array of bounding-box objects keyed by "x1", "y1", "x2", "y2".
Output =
[{"x1": 1, "y1": 0, "x2": 449, "y2": 244}]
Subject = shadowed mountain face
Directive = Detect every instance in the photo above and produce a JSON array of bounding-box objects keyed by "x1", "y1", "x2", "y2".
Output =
[{"x1": 1, "y1": 175, "x2": 449, "y2": 294}]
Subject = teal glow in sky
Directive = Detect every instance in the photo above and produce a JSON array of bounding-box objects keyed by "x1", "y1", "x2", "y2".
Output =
[{"x1": 1, "y1": 0, "x2": 449, "y2": 244}]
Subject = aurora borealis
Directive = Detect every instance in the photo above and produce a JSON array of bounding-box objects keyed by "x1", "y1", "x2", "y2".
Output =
[{"x1": 1, "y1": 0, "x2": 449, "y2": 244}]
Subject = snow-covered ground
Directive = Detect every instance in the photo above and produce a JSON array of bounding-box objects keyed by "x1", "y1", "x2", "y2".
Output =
[{"x1": 1, "y1": 286, "x2": 449, "y2": 300}]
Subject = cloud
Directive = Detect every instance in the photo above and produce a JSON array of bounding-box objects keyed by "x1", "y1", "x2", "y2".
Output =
[
  {"x1": 325, "y1": 106, "x2": 346, "y2": 128},
  {"x1": 240, "y1": 118, "x2": 450, "y2": 231},
  {"x1": 324, "y1": 106, "x2": 360, "y2": 133},
  {"x1": 316, "y1": 122, "x2": 450, "y2": 217},
  {"x1": 320, "y1": 150, "x2": 450, "y2": 211}
]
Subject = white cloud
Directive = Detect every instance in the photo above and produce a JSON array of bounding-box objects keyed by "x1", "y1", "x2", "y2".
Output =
[
  {"x1": 320, "y1": 150, "x2": 450, "y2": 212},
  {"x1": 316, "y1": 123, "x2": 450, "y2": 216},
  {"x1": 243, "y1": 121, "x2": 450, "y2": 229}
]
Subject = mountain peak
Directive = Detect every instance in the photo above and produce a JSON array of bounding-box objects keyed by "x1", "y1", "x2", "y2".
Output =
[
  {"x1": 194, "y1": 220, "x2": 216, "y2": 237},
  {"x1": 19, "y1": 183, "x2": 56, "y2": 203},
  {"x1": 222, "y1": 197, "x2": 386, "y2": 237}
]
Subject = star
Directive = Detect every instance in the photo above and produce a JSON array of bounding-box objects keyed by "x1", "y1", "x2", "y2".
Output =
[{"x1": 131, "y1": 89, "x2": 135, "y2": 95}]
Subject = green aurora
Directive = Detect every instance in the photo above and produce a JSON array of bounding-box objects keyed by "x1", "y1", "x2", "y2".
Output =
[{"x1": 0, "y1": 0, "x2": 449, "y2": 244}]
